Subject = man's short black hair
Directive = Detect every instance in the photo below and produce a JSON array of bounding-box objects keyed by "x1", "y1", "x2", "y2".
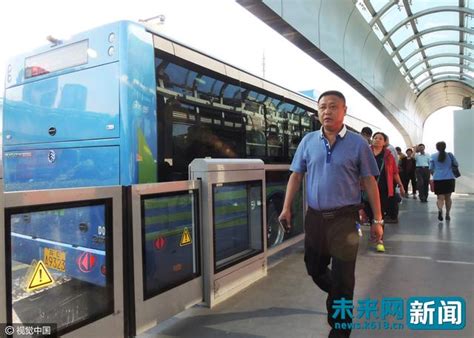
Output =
[
  {"x1": 361, "y1": 126, "x2": 373, "y2": 137},
  {"x1": 395, "y1": 147, "x2": 401, "y2": 152},
  {"x1": 318, "y1": 90, "x2": 346, "y2": 104}
]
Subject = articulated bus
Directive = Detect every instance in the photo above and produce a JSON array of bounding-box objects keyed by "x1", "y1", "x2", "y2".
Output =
[{"x1": 3, "y1": 21, "x2": 364, "y2": 328}]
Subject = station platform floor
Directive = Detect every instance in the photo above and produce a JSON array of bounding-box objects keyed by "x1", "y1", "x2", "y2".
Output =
[{"x1": 141, "y1": 194, "x2": 474, "y2": 338}]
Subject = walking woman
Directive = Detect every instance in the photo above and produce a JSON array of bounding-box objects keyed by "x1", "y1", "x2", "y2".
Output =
[
  {"x1": 364, "y1": 132, "x2": 405, "y2": 252},
  {"x1": 430, "y1": 141, "x2": 459, "y2": 221}
]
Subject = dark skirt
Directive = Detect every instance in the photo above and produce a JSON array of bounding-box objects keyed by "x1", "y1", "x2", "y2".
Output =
[{"x1": 434, "y1": 179, "x2": 455, "y2": 195}]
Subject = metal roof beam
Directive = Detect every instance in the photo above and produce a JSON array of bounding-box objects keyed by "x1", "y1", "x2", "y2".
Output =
[
  {"x1": 418, "y1": 79, "x2": 473, "y2": 95},
  {"x1": 368, "y1": 0, "x2": 397, "y2": 26},
  {"x1": 390, "y1": 26, "x2": 474, "y2": 57},
  {"x1": 416, "y1": 72, "x2": 474, "y2": 90},
  {"x1": 382, "y1": 6, "x2": 473, "y2": 44},
  {"x1": 406, "y1": 54, "x2": 474, "y2": 74},
  {"x1": 399, "y1": 41, "x2": 473, "y2": 68},
  {"x1": 410, "y1": 63, "x2": 473, "y2": 83}
]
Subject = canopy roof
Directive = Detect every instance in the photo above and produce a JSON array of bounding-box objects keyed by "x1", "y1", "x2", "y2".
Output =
[{"x1": 356, "y1": 0, "x2": 473, "y2": 96}]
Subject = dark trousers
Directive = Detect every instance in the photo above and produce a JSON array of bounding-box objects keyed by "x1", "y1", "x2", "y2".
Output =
[
  {"x1": 402, "y1": 172, "x2": 417, "y2": 195},
  {"x1": 416, "y1": 167, "x2": 430, "y2": 201},
  {"x1": 304, "y1": 207, "x2": 360, "y2": 337},
  {"x1": 386, "y1": 192, "x2": 399, "y2": 219}
]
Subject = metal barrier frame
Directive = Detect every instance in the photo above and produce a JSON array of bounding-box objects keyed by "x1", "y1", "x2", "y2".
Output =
[
  {"x1": 0, "y1": 181, "x2": 5, "y2": 325},
  {"x1": 196, "y1": 168, "x2": 267, "y2": 308},
  {"x1": 130, "y1": 180, "x2": 203, "y2": 335},
  {"x1": 264, "y1": 165, "x2": 307, "y2": 257},
  {"x1": 1, "y1": 186, "x2": 124, "y2": 337}
]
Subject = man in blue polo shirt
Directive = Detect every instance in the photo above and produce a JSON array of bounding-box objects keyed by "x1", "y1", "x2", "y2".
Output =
[{"x1": 279, "y1": 90, "x2": 382, "y2": 338}]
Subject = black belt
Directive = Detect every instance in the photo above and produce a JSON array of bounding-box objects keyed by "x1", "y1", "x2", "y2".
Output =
[
  {"x1": 417, "y1": 166, "x2": 429, "y2": 168},
  {"x1": 308, "y1": 204, "x2": 363, "y2": 220}
]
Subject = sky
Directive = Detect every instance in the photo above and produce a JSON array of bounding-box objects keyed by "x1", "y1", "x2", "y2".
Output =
[{"x1": 0, "y1": 0, "x2": 458, "y2": 150}]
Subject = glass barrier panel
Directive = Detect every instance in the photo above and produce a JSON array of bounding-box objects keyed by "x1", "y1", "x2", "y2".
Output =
[
  {"x1": 141, "y1": 190, "x2": 200, "y2": 299},
  {"x1": 213, "y1": 181, "x2": 263, "y2": 271},
  {"x1": 266, "y1": 170, "x2": 304, "y2": 248},
  {"x1": 7, "y1": 201, "x2": 114, "y2": 334}
]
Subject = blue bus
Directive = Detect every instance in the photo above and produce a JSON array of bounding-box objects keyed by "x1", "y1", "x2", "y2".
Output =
[{"x1": 3, "y1": 21, "x2": 367, "y2": 316}]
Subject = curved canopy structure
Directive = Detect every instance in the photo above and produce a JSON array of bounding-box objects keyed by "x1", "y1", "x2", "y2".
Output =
[
  {"x1": 357, "y1": 0, "x2": 474, "y2": 97},
  {"x1": 238, "y1": 0, "x2": 473, "y2": 144}
]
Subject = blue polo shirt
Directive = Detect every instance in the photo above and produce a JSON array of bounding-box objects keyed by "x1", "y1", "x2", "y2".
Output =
[
  {"x1": 430, "y1": 152, "x2": 458, "y2": 180},
  {"x1": 415, "y1": 153, "x2": 430, "y2": 167},
  {"x1": 290, "y1": 125, "x2": 379, "y2": 211}
]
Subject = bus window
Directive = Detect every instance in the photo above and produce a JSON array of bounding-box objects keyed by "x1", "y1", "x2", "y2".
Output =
[
  {"x1": 158, "y1": 99, "x2": 198, "y2": 181},
  {"x1": 194, "y1": 108, "x2": 244, "y2": 159},
  {"x1": 221, "y1": 83, "x2": 242, "y2": 108},
  {"x1": 281, "y1": 102, "x2": 299, "y2": 159},
  {"x1": 156, "y1": 58, "x2": 195, "y2": 97},
  {"x1": 264, "y1": 97, "x2": 286, "y2": 162},
  {"x1": 243, "y1": 89, "x2": 265, "y2": 158},
  {"x1": 195, "y1": 74, "x2": 224, "y2": 102}
]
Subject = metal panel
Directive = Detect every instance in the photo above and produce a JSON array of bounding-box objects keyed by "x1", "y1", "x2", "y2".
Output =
[
  {"x1": 3, "y1": 186, "x2": 124, "y2": 338},
  {"x1": 374, "y1": 49, "x2": 396, "y2": 93},
  {"x1": 262, "y1": 81, "x2": 288, "y2": 98},
  {"x1": 152, "y1": 35, "x2": 175, "y2": 55},
  {"x1": 319, "y1": 0, "x2": 354, "y2": 65},
  {"x1": 189, "y1": 158, "x2": 264, "y2": 172},
  {"x1": 224, "y1": 65, "x2": 241, "y2": 82},
  {"x1": 131, "y1": 180, "x2": 202, "y2": 335},
  {"x1": 286, "y1": 91, "x2": 317, "y2": 108},
  {"x1": 361, "y1": 33, "x2": 382, "y2": 88},
  {"x1": 239, "y1": 71, "x2": 265, "y2": 89},
  {"x1": 344, "y1": 10, "x2": 371, "y2": 79},
  {"x1": 263, "y1": 0, "x2": 283, "y2": 16},
  {"x1": 3, "y1": 146, "x2": 120, "y2": 191},
  {"x1": 281, "y1": 0, "x2": 322, "y2": 46},
  {"x1": 173, "y1": 44, "x2": 227, "y2": 76},
  {"x1": 4, "y1": 63, "x2": 120, "y2": 146}
]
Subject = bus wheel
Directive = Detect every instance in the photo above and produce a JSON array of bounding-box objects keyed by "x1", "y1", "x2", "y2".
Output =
[{"x1": 266, "y1": 195, "x2": 284, "y2": 248}]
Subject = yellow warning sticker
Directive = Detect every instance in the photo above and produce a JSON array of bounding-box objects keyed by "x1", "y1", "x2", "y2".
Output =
[
  {"x1": 180, "y1": 227, "x2": 192, "y2": 246},
  {"x1": 25, "y1": 260, "x2": 54, "y2": 292}
]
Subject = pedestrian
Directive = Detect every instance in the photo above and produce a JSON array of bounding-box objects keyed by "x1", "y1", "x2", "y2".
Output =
[
  {"x1": 400, "y1": 148, "x2": 417, "y2": 198},
  {"x1": 396, "y1": 147, "x2": 406, "y2": 164},
  {"x1": 384, "y1": 136, "x2": 401, "y2": 220},
  {"x1": 364, "y1": 132, "x2": 405, "y2": 250},
  {"x1": 430, "y1": 141, "x2": 459, "y2": 221},
  {"x1": 279, "y1": 90, "x2": 382, "y2": 338},
  {"x1": 361, "y1": 126, "x2": 373, "y2": 144},
  {"x1": 415, "y1": 144, "x2": 431, "y2": 202}
]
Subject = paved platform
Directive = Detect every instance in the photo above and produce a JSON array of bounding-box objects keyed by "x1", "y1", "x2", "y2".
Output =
[{"x1": 141, "y1": 194, "x2": 474, "y2": 338}]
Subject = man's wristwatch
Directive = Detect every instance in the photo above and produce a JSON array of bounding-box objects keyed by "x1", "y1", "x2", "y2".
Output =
[{"x1": 373, "y1": 219, "x2": 384, "y2": 224}]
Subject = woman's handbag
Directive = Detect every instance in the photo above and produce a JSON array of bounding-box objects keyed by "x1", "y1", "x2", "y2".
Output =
[{"x1": 448, "y1": 153, "x2": 461, "y2": 178}]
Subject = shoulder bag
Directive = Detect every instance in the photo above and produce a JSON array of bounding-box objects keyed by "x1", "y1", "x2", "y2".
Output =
[{"x1": 448, "y1": 153, "x2": 461, "y2": 178}]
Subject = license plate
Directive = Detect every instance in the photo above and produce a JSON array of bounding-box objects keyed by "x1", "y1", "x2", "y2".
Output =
[{"x1": 43, "y1": 247, "x2": 66, "y2": 272}]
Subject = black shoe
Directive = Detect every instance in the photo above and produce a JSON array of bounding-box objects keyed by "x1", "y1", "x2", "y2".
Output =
[
  {"x1": 446, "y1": 214, "x2": 451, "y2": 221},
  {"x1": 438, "y1": 211, "x2": 443, "y2": 221}
]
